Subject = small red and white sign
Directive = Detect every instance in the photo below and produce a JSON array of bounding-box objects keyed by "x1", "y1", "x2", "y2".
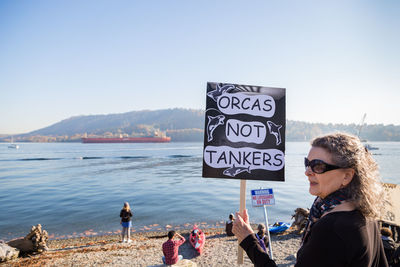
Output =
[{"x1": 251, "y1": 188, "x2": 275, "y2": 207}]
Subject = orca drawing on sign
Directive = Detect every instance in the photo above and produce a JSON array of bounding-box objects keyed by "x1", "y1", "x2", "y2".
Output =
[
  {"x1": 206, "y1": 115, "x2": 225, "y2": 142},
  {"x1": 267, "y1": 121, "x2": 283, "y2": 145},
  {"x1": 223, "y1": 165, "x2": 251, "y2": 177},
  {"x1": 207, "y1": 84, "x2": 235, "y2": 102}
]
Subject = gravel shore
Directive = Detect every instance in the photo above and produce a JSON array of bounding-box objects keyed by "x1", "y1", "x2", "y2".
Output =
[{"x1": 2, "y1": 227, "x2": 301, "y2": 267}]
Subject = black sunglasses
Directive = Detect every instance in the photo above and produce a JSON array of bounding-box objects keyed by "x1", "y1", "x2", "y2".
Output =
[{"x1": 304, "y1": 158, "x2": 342, "y2": 174}]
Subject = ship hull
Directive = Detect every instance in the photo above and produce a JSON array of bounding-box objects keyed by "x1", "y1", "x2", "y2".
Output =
[{"x1": 82, "y1": 137, "x2": 171, "y2": 143}]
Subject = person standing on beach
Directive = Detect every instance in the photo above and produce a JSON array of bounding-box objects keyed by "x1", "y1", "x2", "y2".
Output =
[
  {"x1": 162, "y1": 230, "x2": 186, "y2": 265},
  {"x1": 233, "y1": 133, "x2": 389, "y2": 267},
  {"x1": 120, "y1": 202, "x2": 133, "y2": 243}
]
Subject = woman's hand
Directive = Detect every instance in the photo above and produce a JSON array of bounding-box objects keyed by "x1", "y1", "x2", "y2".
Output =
[{"x1": 232, "y1": 209, "x2": 254, "y2": 243}]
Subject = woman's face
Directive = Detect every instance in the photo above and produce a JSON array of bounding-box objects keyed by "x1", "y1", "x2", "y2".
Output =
[{"x1": 305, "y1": 146, "x2": 353, "y2": 199}]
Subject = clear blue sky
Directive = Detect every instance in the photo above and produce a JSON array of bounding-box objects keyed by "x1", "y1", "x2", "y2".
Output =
[{"x1": 1, "y1": 0, "x2": 399, "y2": 134}]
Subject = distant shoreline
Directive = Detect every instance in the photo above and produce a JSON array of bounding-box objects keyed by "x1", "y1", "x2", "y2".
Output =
[{"x1": 2, "y1": 140, "x2": 400, "y2": 143}]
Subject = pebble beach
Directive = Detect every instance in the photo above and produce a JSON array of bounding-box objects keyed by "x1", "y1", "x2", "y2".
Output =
[{"x1": 2, "y1": 226, "x2": 301, "y2": 267}]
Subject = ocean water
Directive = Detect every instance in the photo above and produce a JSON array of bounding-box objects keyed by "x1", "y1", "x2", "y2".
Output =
[{"x1": 0, "y1": 142, "x2": 399, "y2": 241}]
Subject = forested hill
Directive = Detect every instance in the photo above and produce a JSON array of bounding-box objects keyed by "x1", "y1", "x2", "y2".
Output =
[
  {"x1": 4, "y1": 108, "x2": 400, "y2": 142},
  {"x1": 21, "y1": 108, "x2": 205, "y2": 142},
  {"x1": 28, "y1": 108, "x2": 204, "y2": 136}
]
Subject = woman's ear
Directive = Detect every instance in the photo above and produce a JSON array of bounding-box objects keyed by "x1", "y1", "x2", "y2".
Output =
[{"x1": 342, "y1": 169, "x2": 355, "y2": 186}]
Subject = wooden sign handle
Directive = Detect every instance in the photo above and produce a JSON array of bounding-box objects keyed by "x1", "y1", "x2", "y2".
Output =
[{"x1": 237, "y1": 179, "x2": 247, "y2": 264}]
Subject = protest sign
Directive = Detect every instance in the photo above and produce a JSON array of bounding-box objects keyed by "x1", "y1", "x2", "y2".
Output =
[
  {"x1": 202, "y1": 82, "x2": 286, "y2": 181},
  {"x1": 381, "y1": 183, "x2": 400, "y2": 226}
]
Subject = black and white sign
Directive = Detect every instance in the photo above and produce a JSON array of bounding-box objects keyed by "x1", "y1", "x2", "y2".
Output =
[{"x1": 202, "y1": 82, "x2": 286, "y2": 181}]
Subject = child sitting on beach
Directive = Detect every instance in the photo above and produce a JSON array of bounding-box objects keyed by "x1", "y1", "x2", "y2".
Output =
[
  {"x1": 120, "y1": 202, "x2": 133, "y2": 243},
  {"x1": 225, "y1": 213, "x2": 235, "y2": 236},
  {"x1": 255, "y1": 224, "x2": 269, "y2": 252},
  {"x1": 381, "y1": 227, "x2": 396, "y2": 265},
  {"x1": 191, "y1": 229, "x2": 201, "y2": 248}
]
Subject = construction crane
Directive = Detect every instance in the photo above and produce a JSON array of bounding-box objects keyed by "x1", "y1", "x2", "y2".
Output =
[
  {"x1": 357, "y1": 113, "x2": 367, "y2": 139},
  {"x1": 357, "y1": 113, "x2": 379, "y2": 150}
]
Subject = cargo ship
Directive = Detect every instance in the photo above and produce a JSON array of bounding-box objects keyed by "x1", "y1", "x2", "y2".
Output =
[{"x1": 81, "y1": 133, "x2": 171, "y2": 143}]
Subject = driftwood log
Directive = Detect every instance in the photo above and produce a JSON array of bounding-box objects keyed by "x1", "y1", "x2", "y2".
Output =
[
  {"x1": 291, "y1": 208, "x2": 309, "y2": 234},
  {"x1": 7, "y1": 224, "x2": 49, "y2": 254}
]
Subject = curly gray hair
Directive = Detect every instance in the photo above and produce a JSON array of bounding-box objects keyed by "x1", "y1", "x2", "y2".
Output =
[{"x1": 311, "y1": 132, "x2": 385, "y2": 218}]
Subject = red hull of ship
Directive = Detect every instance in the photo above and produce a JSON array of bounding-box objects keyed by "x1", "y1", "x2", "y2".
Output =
[{"x1": 81, "y1": 137, "x2": 171, "y2": 143}]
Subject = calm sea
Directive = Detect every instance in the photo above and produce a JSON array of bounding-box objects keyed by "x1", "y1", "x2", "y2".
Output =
[{"x1": 0, "y1": 142, "x2": 399, "y2": 241}]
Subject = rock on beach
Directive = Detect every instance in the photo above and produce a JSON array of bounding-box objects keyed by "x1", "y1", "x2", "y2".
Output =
[
  {"x1": 2, "y1": 227, "x2": 301, "y2": 267},
  {"x1": 0, "y1": 242, "x2": 19, "y2": 263}
]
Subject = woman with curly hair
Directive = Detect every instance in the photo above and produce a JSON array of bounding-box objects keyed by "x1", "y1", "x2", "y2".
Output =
[{"x1": 233, "y1": 132, "x2": 388, "y2": 267}]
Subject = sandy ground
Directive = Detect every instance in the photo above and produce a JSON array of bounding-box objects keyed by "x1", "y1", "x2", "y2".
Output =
[{"x1": 1, "y1": 227, "x2": 301, "y2": 267}]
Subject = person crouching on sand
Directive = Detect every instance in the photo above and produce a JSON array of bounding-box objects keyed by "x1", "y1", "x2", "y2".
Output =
[
  {"x1": 162, "y1": 230, "x2": 186, "y2": 265},
  {"x1": 226, "y1": 213, "x2": 235, "y2": 236},
  {"x1": 120, "y1": 202, "x2": 133, "y2": 243}
]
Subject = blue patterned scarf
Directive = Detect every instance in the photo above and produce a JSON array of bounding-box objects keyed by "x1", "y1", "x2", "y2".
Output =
[{"x1": 302, "y1": 189, "x2": 349, "y2": 243}]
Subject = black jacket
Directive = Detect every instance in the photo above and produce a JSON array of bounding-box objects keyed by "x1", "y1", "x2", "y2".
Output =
[
  {"x1": 226, "y1": 221, "x2": 234, "y2": 236},
  {"x1": 240, "y1": 210, "x2": 388, "y2": 267},
  {"x1": 120, "y1": 209, "x2": 132, "y2": 222},
  {"x1": 382, "y1": 237, "x2": 396, "y2": 265}
]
